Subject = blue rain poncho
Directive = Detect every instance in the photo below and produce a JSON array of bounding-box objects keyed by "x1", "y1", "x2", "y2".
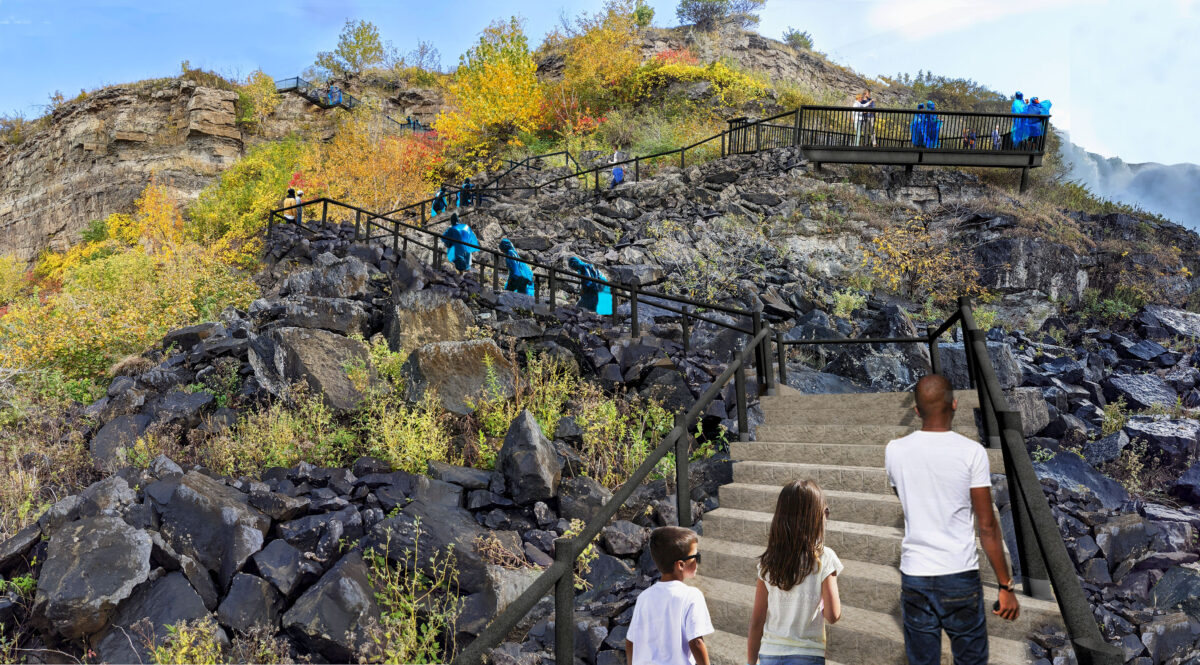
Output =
[
  {"x1": 441, "y1": 217, "x2": 479, "y2": 272},
  {"x1": 457, "y1": 181, "x2": 475, "y2": 207},
  {"x1": 568, "y1": 257, "x2": 612, "y2": 316},
  {"x1": 499, "y1": 238, "x2": 534, "y2": 296},
  {"x1": 431, "y1": 188, "x2": 448, "y2": 217},
  {"x1": 1011, "y1": 94, "x2": 1029, "y2": 145},
  {"x1": 924, "y1": 101, "x2": 942, "y2": 148},
  {"x1": 611, "y1": 165, "x2": 624, "y2": 188},
  {"x1": 1024, "y1": 99, "x2": 1051, "y2": 143},
  {"x1": 911, "y1": 104, "x2": 927, "y2": 148}
]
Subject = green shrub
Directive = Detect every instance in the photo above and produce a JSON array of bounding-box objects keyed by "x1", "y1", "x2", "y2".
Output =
[
  {"x1": 1101, "y1": 396, "x2": 1128, "y2": 437},
  {"x1": 145, "y1": 616, "x2": 224, "y2": 665},
  {"x1": 832, "y1": 289, "x2": 865, "y2": 319},
  {"x1": 782, "y1": 27, "x2": 813, "y2": 50}
]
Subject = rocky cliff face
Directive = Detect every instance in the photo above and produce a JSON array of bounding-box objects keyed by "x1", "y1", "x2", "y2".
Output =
[{"x1": 0, "y1": 80, "x2": 243, "y2": 263}]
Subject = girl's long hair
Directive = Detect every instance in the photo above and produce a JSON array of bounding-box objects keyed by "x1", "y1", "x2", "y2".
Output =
[{"x1": 758, "y1": 479, "x2": 826, "y2": 591}]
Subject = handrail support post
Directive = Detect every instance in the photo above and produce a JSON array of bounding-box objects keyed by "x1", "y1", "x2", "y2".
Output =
[
  {"x1": 553, "y1": 538, "x2": 576, "y2": 664},
  {"x1": 675, "y1": 417, "x2": 692, "y2": 527},
  {"x1": 630, "y1": 286, "x2": 641, "y2": 339}
]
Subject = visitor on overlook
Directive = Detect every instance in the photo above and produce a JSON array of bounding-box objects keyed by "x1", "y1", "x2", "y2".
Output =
[
  {"x1": 499, "y1": 238, "x2": 534, "y2": 296},
  {"x1": 626, "y1": 526, "x2": 713, "y2": 665},
  {"x1": 431, "y1": 185, "x2": 448, "y2": 217},
  {"x1": 855, "y1": 89, "x2": 876, "y2": 147},
  {"x1": 568, "y1": 256, "x2": 613, "y2": 315},
  {"x1": 884, "y1": 375, "x2": 1020, "y2": 665},
  {"x1": 282, "y1": 188, "x2": 297, "y2": 223},
  {"x1": 440, "y1": 213, "x2": 479, "y2": 273},
  {"x1": 962, "y1": 127, "x2": 977, "y2": 149},
  {"x1": 1010, "y1": 92, "x2": 1028, "y2": 148},
  {"x1": 746, "y1": 479, "x2": 843, "y2": 665},
  {"x1": 295, "y1": 188, "x2": 304, "y2": 224},
  {"x1": 1023, "y1": 96, "x2": 1051, "y2": 150},
  {"x1": 910, "y1": 104, "x2": 927, "y2": 148},
  {"x1": 991, "y1": 124, "x2": 1002, "y2": 150},
  {"x1": 923, "y1": 101, "x2": 942, "y2": 148}
]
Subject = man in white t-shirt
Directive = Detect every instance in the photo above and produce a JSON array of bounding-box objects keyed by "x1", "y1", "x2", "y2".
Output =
[{"x1": 884, "y1": 374, "x2": 1020, "y2": 665}]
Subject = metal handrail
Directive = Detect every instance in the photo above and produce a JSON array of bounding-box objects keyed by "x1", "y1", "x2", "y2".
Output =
[{"x1": 451, "y1": 327, "x2": 771, "y2": 665}]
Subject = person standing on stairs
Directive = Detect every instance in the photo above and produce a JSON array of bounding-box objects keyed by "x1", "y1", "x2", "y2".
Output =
[
  {"x1": 441, "y1": 213, "x2": 479, "y2": 273},
  {"x1": 499, "y1": 238, "x2": 535, "y2": 296},
  {"x1": 568, "y1": 256, "x2": 613, "y2": 315},
  {"x1": 884, "y1": 375, "x2": 1020, "y2": 665},
  {"x1": 746, "y1": 479, "x2": 843, "y2": 665},
  {"x1": 626, "y1": 526, "x2": 713, "y2": 665},
  {"x1": 282, "y1": 188, "x2": 297, "y2": 223}
]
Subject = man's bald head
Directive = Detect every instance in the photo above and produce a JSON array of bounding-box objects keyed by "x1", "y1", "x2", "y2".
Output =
[{"x1": 914, "y1": 374, "x2": 955, "y2": 419}]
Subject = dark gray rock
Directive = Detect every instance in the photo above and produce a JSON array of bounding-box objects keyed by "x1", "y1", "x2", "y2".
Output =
[
  {"x1": 248, "y1": 326, "x2": 375, "y2": 412},
  {"x1": 602, "y1": 521, "x2": 648, "y2": 557},
  {"x1": 362, "y1": 501, "x2": 494, "y2": 593},
  {"x1": 559, "y1": 476, "x2": 613, "y2": 523},
  {"x1": 1083, "y1": 431, "x2": 1130, "y2": 466},
  {"x1": 1033, "y1": 453, "x2": 1129, "y2": 510},
  {"x1": 1143, "y1": 305, "x2": 1200, "y2": 339},
  {"x1": 456, "y1": 564, "x2": 545, "y2": 637},
  {"x1": 1151, "y1": 566, "x2": 1200, "y2": 621},
  {"x1": 973, "y1": 236, "x2": 1087, "y2": 304},
  {"x1": 783, "y1": 367, "x2": 866, "y2": 394},
  {"x1": 93, "y1": 572, "x2": 212, "y2": 665},
  {"x1": 217, "y1": 573, "x2": 282, "y2": 633},
  {"x1": 939, "y1": 341, "x2": 1022, "y2": 390},
  {"x1": 402, "y1": 339, "x2": 516, "y2": 415},
  {"x1": 89, "y1": 414, "x2": 151, "y2": 466},
  {"x1": 251, "y1": 295, "x2": 370, "y2": 336},
  {"x1": 1041, "y1": 356, "x2": 1085, "y2": 383},
  {"x1": 0, "y1": 523, "x2": 41, "y2": 572},
  {"x1": 279, "y1": 254, "x2": 372, "y2": 299},
  {"x1": 386, "y1": 289, "x2": 476, "y2": 353},
  {"x1": 160, "y1": 471, "x2": 271, "y2": 590},
  {"x1": 428, "y1": 460, "x2": 493, "y2": 490},
  {"x1": 283, "y1": 551, "x2": 381, "y2": 662},
  {"x1": 1125, "y1": 340, "x2": 1169, "y2": 362},
  {"x1": 162, "y1": 322, "x2": 226, "y2": 353},
  {"x1": 1125, "y1": 416, "x2": 1200, "y2": 462},
  {"x1": 1139, "y1": 612, "x2": 1193, "y2": 662},
  {"x1": 497, "y1": 410, "x2": 562, "y2": 505},
  {"x1": 77, "y1": 476, "x2": 136, "y2": 517},
  {"x1": 1171, "y1": 460, "x2": 1200, "y2": 504},
  {"x1": 249, "y1": 489, "x2": 311, "y2": 521},
  {"x1": 251, "y1": 539, "x2": 310, "y2": 597},
  {"x1": 32, "y1": 516, "x2": 152, "y2": 639},
  {"x1": 1095, "y1": 514, "x2": 1150, "y2": 571},
  {"x1": 1104, "y1": 374, "x2": 1178, "y2": 410},
  {"x1": 151, "y1": 389, "x2": 214, "y2": 429}
]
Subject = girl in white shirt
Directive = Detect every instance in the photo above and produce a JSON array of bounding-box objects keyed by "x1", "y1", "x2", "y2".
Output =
[{"x1": 747, "y1": 479, "x2": 843, "y2": 665}]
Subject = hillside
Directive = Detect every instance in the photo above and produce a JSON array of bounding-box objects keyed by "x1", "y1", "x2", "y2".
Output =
[{"x1": 2, "y1": 10, "x2": 1200, "y2": 665}]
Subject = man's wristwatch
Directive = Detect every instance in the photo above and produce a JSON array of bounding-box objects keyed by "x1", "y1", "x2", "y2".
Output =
[{"x1": 998, "y1": 580, "x2": 1017, "y2": 593}]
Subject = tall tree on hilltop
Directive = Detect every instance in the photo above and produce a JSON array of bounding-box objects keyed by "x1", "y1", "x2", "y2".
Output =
[
  {"x1": 676, "y1": 0, "x2": 765, "y2": 31},
  {"x1": 315, "y1": 19, "x2": 386, "y2": 79}
]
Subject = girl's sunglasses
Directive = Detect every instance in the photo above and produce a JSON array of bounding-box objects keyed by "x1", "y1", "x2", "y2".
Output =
[{"x1": 677, "y1": 552, "x2": 702, "y2": 565}]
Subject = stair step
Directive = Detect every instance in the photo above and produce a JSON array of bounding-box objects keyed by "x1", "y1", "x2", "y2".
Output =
[
  {"x1": 704, "y1": 629, "x2": 850, "y2": 665},
  {"x1": 759, "y1": 407, "x2": 985, "y2": 427},
  {"x1": 704, "y1": 508, "x2": 997, "y2": 584},
  {"x1": 719, "y1": 485, "x2": 904, "y2": 528},
  {"x1": 733, "y1": 461, "x2": 893, "y2": 495},
  {"x1": 693, "y1": 577, "x2": 1036, "y2": 665},
  {"x1": 696, "y1": 538, "x2": 1060, "y2": 641},
  {"x1": 760, "y1": 392, "x2": 979, "y2": 412},
  {"x1": 754, "y1": 424, "x2": 980, "y2": 445},
  {"x1": 732, "y1": 442, "x2": 1004, "y2": 470}
]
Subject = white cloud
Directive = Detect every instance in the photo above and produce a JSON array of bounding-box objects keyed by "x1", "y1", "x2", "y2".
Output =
[{"x1": 867, "y1": 0, "x2": 1092, "y2": 40}]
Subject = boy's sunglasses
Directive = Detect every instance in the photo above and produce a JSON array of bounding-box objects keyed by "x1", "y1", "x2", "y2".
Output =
[{"x1": 677, "y1": 553, "x2": 702, "y2": 565}]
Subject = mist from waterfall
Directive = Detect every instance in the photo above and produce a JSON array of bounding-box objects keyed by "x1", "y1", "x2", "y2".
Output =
[{"x1": 1057, "y1": 132, "x2": 1200, "y2": 230}]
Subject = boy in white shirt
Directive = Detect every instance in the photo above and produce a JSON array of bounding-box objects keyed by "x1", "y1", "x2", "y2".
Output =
[
  {"x1": 884, "y1": 374, "x2": 1020, "y2": 665},
  {"x1": 626, "y1": 526, "x2": 713, "y2": 665}
]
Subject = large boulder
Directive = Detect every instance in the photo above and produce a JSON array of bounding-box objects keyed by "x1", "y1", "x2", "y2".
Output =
[
  {"x1": 248, "y1": 326, "x2": 376, "y2": 412},
  {"x1": 93, "y1": 572, "x2": 212, "y2": 664},
  {"x1": 89, "y1": 413, "x2": 151, "y2": 466},
  {"x1": 973, "y1": 236, "x2": 1088, "y2": 304},
  {"x1": 559, "y1": 476, "x2": 613, "y2": 523},
  {"x1": 457, "y1": 564, "x2": 545, "y2": 638},
  {"x1": 217, "y1": 573, "x2": 283, "y2": 634},
  {"x1": 1103, "y1": 374, "x2": 1178, "y2": 410},
  {"x1": 1143, "y1": 305, "x2": 1200, "y2": 339},
  {"x1": 1094, "y1": 514, "x2": 1150, "y2": 570},
  {"x1": 32, "y1": 516, "x2": 151, "y2": 639},
  {"x1": 1170, "y1": 460, "x2": 1200, "y2": 504},
  {"x1": 402, "y1": 339, "x2": 516, "y2": 415},
  {"x1": 496, "y1": 410, "x2": 562, "y2": 505},
  {"x1": 1152, "y1": 566, "x2": 1200, "y2": 621},
  {"x1": 159, "y1": 471, "x2": 271, "y2": 590},
  {"x1": 386, "y1": 289, "x2": 476, "y2": 353},
  {"x1": 1033, "y1": 452, "x2": 1129, "y2": 510},
  {"x1": 938, "y1": 342, "x2": 1022, "y2": 390},
  {"x1": 363, "y1": 500, "x2": 499, "y2": 594},
  {"x1": 279, "y1": 254, "x2": 372, "y2": 299},
  {"x1": 250, "y1": 295, "x2": 370, "y2": 337},
  {"x1": 1007, "y1": 387, "x2": 1050, "y2": 436},
  {"x1": 823, "y1": 306, "x2": 930, "y2": 391},
  {"x1": 1124, "y1": 416, "x2": 1200, "y2": 462},
  {"x1": 283, "y1": 551, "x2": 381, "y2": 663}
]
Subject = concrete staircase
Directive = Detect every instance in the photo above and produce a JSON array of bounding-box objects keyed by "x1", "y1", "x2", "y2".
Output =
[{"x1": 694, "y1": 387, "x2": 1064, "y2": 665}]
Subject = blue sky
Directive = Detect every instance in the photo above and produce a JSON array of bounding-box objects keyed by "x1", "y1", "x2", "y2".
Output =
[{"x1": 1, "y1": 0, "x2": 1196, "y2": 165}]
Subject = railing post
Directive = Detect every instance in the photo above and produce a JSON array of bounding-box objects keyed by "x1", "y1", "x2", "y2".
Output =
[
  {"x1": 534, "y1": 274, "x2": 541, "y2": 302},
  {"x1": 421, "y1": 202, "x2": 426, "y2": 225},
  {"x1": 321, "y1": 200, "x2": 328, "y2": 226},
  {"x1": 630, "y1": 285, "x2": 641, "y2": 339},
  {"x1": 681, "y1": 307, "x2": 690, "y2": 353},
  {"x1": 755, "y1": 122, "x2": 762, "y2": 152},
  {"x1": 751, "y1": 310, "x2": 765, "y2": 390},
  {"x1": 634, "y1": 157, "x2": 640, "y2": 182},
  {"x1": 675, "y1": 416, "x2": 691, "y2": 527},
  {"x1": 268, "y1": 210, "x2": 275, "y2": 232},
  {"x1": 594, "y1": 170, "x2": 599, "y2": 193},
  {"x1": 354, "y1": 210, "x2": 361, "y2": 241},
  {"x1": 734, "y1": 343, "x2": 749, "y2": 442},
  {"x1": 680, "y1": 148, "x2": 685, "y2": 170},
  {"x1": 929, "y1": 336, "x2": 941, "y2": 375},
  {"x1": 548, "y1": 270, "x2": 557, "y2": 307},
  {"x1": 611, "y1": 290, "x2": 621, "y2": 325},
  {"x1": 776, "y1": 330, "x2": 788, "y2": 387},
  {"x1": 492, "y1": 259, "x2": 500, "y2": 292},
  {"x1": 721, "y1": 131, "x2": 726, "y2": 157},
  {"x1": 763, "y1": 324, "x2": 776, "y2": 396},
  {"x1": 793, "y1": 109, "x2": 801, "y2": 147},
  {"x1": 553, "y1": 538, "x2": 576, "y2": 664},
  {"x1": 392, "y1": 222, "x2": 399, "y2": 252}
]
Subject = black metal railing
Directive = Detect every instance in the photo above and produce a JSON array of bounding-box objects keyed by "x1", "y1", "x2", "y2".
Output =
[
  {"x1": 798, "y1": 105, "x2": 1050, "y2": 154},
  {"x1": 775, "y1": 299, "x2": 1121, "y2": 665}
]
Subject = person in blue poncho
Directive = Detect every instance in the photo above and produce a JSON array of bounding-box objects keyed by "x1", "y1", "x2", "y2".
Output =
[
  {"x1": 610, "y1": 164, "x2": 624, "y2": 190},
  {"x1": 568, "y1": 257, "x2": 613, "y2": 315},
  {"x1": 1023, "y1": 96, "x2": 1051, "y2": 149},
  {"x1": 441, "y1": 213, "x2": 479, "y2": 272},
  {"x1": 499, "y1": 238, "x2": 535, "y2": 296},
  {"x1": 431, "y1": 185, "x2": 448, "y2": 217},
  {"x1": 910, "y1": 103, "x2": 927, "y2": 148},
  {"x1": 1010, "y1": 92, "x2": 1028, "y2": 148},
  {"x1": 457, "y1": 178, "x2": 475, "y2": 207},
  {"x1": 924, "y1": 101, "x2": 942, "y2": 148}
]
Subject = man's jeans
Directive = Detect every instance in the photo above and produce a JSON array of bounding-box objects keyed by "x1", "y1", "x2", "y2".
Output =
[{"x1": 900, "y1": 570, "x2": 987, "y2": 665}]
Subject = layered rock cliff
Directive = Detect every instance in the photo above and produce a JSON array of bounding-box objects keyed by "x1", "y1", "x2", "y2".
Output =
[{"x1": 0, "y1": 80, "x2": 242, "y2": 263}]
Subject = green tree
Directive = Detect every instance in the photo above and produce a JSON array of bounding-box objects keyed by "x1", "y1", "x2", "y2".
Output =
[
  {"x1": 315, "y1": 19, "x2": 386, "y2": 78},
  {"x1": 782, "y1": 27, "x2": 813, "y2": 50},
  {"x1": 676, "y1": 0, "x2": 765, "y2": 30},
  {"x1": 633, "y1": 0, "x2": 655, "y2": 28}
]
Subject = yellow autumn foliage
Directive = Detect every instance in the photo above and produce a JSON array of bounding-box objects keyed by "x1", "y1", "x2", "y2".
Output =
[
  {"x1": 627, "y1": 61, "x2": 768, "y2": 107},
  {"x1": 561, "y1": 0, "x2": 642, "y2": 110},
  {"x1": 862, "y1": 216, "x2": 987, "y2": 305}
]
